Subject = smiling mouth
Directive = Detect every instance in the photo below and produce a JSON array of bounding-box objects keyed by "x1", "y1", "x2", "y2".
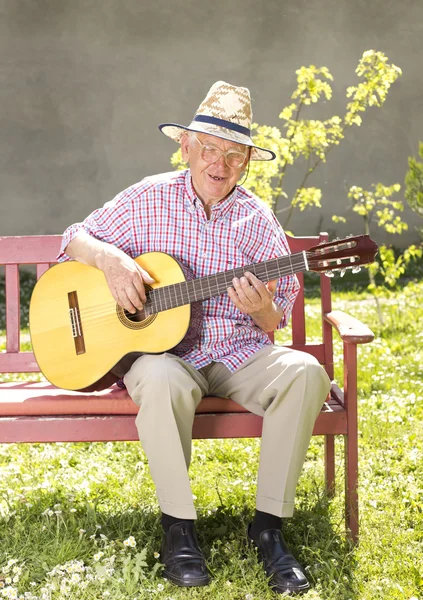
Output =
[{"x1": 208, "y1": 174, "x2": 226, "y2": 182}]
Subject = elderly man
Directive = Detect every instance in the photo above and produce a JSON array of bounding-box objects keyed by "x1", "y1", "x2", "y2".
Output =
[{"x1": 59, "y1": 81, "x2": 331, "y2": 595}]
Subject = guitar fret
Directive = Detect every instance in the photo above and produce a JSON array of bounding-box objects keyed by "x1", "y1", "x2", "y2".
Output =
[
  {"x1": 191, "y1": 279, "x2": 197, "y2": 301},
  {"x1": 146, "y1": 251, "x2": 309, "y2": 314}
]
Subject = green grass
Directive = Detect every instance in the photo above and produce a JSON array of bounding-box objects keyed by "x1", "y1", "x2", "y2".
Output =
[{"x1": 0, "y1": 275, "x2": 422, "y2": 599}]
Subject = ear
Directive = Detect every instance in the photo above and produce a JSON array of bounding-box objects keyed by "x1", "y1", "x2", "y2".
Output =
[
  {"x1": 180, "y1": 133, "x2": 190, "y2": 163},
  {"x1": 239, "y1": 147, "x2": 251, "y2": 175}
]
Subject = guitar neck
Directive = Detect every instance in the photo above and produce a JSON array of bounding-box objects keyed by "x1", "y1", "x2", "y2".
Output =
[{"x1": 146, "y1": 251, "x2": 308, "y2": 313}]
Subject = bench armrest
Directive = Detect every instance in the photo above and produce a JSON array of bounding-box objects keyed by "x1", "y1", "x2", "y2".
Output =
[{"x1": 324, "y1": 310, "x2": 374, "y2": 344}]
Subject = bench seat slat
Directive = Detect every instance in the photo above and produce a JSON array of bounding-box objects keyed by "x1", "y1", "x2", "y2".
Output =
[{"x1": 0, "y1": 381, "x2": 343, "y2": 417}]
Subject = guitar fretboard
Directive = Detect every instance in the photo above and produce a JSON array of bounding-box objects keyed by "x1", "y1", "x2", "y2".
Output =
[{"x1": 144, "y1": 251, "x2": 308, "y2": 314}]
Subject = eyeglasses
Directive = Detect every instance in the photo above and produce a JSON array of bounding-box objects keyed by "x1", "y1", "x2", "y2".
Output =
[{"x1": 194, "y1": 136, "x2": 248, "y2": 168}]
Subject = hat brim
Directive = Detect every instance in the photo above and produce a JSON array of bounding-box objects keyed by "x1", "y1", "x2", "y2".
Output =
[{"x1": 159, "y1": 122, "x2": 276, "y2": 162}]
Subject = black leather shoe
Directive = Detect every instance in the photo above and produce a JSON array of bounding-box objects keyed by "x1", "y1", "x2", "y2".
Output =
[
  {"x1": 161, "y1": 521, "x2": 210, "y2": 587},
  {"x1": 248, "y1": 524, "x2": 310, "y2": 595}
]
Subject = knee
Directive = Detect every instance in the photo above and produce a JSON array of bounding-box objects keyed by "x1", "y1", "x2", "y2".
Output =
[
  {"x1": 303, "y1": 353, "x2": 329, "y2": 380},
  {"x1": 280, "y1": 351, "x2": 331, "y2": 398},
  {"x1": 124, "y1": 353, "x2": 201, "y2": 411},
  {"x1": 124, "y1": 353, "x2": 169, "y2": 389}
]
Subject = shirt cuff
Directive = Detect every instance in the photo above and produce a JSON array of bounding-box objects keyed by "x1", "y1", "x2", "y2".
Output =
[{"x1": 57, "y1": 223, "x2": 90, "y2": 262}]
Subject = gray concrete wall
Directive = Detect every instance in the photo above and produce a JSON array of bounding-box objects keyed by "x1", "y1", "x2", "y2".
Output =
[{"x1": 1, "y1": 0, "x2": 422, "y2": 247}]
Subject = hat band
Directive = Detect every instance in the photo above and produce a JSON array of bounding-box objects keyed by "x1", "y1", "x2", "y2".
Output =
[{"x1": 193, "y1": 115, "x2": 251, "y2": 138}]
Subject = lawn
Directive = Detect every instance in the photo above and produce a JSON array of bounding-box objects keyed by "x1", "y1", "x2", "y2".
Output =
[{"x1": 0, "y1": 273, "x2": 422, "y2": 599}]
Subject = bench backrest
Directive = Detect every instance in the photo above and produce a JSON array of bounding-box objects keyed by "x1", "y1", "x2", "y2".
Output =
[{"x1": 0, "y1": 234, "x2": 333, "y2": 380}]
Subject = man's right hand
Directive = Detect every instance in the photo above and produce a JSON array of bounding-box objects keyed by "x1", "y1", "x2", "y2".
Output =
[
  {"x1": 65, "y1": 232, "x2": 155, "y2": 314},
  {"x1": 97, "y1": 248, "x2": 155, "y2": 314}
]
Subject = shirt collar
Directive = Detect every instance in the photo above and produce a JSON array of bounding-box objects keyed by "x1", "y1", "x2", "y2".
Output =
[{"x1": 183, "y1": 169, "x2": 238, "y2": 217}]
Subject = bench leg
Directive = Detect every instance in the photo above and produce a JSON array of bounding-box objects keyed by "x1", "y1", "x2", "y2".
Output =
[
  {"x1": 344, "y1": 343, "x2": 359, "y2": 543},
  {"x1": 324, "y1": 434, "x2": 335, "y2": 497}
]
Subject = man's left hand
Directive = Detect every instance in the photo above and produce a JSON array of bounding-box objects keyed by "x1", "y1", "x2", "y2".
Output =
[{"x1": 227, "y1": 272, "x2": 277, "y2": 318}]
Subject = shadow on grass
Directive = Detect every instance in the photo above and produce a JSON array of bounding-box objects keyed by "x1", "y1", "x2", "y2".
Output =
[{"x1": 1, "y1": 491, "x2": 360, "y2": 598}]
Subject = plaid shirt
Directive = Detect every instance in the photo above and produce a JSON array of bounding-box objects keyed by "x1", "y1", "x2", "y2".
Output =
[{"x1": 59, "y1": 169, "x2": 300, "y2": 372}]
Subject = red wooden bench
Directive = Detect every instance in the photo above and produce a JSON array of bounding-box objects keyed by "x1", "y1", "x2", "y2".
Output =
[{"x1": 0, "y1": 233, "x2": 374, "y2": 541}]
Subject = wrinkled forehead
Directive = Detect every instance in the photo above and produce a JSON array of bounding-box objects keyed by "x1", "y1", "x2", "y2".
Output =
[{"x1": 195, "y1": 132, "x2": 248, "y2": 153}]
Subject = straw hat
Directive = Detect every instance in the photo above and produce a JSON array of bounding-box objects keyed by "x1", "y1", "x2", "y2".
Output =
[{"x1": 159, "y1": 81, "x2": 276, "y2": 161}]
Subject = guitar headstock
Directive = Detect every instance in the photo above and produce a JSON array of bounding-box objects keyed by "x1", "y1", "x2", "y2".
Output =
[{"x1": 307, "y1": 235, "x2": 378, "y2": 277}]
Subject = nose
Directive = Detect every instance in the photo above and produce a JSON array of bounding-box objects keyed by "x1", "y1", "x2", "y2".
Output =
[{"x1": 213, "y1": 153, "x2": 229, "y2": 169}]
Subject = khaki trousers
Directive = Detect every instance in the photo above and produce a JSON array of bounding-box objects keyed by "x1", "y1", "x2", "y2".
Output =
[{"x1": 124, "y1": 345, "x2": 331, "y2": 520}]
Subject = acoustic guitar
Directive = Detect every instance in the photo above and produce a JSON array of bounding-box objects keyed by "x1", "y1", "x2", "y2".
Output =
[{"x1": 29, "y1": 235, "x2": 378, "y2": 392}]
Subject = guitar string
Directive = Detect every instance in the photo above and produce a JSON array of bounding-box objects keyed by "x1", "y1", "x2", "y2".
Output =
[
  {"x1": 76, "y1": 264, "x2": 304, "y2": 319},
  {"x1": 76, "y1": 257, "x2": 309, "y2": 323},
  {"x1": 75, "y1": 257, "x2": 322, "y2": 326},
  {"x1": 75, "y1": 253, "x2": 354, "y2": 324},
  {"x1": 82, "y1": 255, "x2": 363, "y2": 324},
  {"x1": 75, "y1": 251, "x2": 308, "y2": 313},
  {"x1": 61, "y1": 259, "x2": 356, "y2": 335}
]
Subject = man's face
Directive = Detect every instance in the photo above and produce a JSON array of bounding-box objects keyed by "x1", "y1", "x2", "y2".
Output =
[{"x1": 181, "y1": 132, "x2": 249, "y2": 206}]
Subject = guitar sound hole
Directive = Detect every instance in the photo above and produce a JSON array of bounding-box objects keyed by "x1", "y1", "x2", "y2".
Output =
[
  {"x1": 124, "y1": 308, "x2": 147, "y2": 323},
  {"x1": 116, "y1": 285, "x2": 157, "y2": 330}
]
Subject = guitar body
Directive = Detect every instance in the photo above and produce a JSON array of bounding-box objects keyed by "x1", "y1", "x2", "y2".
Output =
[{"x1": 30, "y1": 252, "x2": 198, "y2": 391}]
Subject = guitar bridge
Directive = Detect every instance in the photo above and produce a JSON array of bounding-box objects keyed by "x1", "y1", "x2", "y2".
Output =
[{"x1": 68, "y1": 291, "x2": 86, "y2": 355}]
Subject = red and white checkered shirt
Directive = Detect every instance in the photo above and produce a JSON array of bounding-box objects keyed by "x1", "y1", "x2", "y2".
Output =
[{"x1": 59, "y1": 169, "x2": 300, "y2": 372}]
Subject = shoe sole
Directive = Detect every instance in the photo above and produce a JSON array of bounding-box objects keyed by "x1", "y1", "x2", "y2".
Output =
[
  {"x1": 163, "y1": 570, "x2": 210, "y2": 587},
  {"x1": 270, "y1": 581, "x2": 310, "y2": 595}
]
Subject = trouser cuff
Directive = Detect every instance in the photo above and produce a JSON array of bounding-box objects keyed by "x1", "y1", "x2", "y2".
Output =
[
  {"x1": 256, "y1": 497, "x2": 295, "y2": 518},
  {"x1": 159, "y1": 500, "x2": 197, "y2": 520}
]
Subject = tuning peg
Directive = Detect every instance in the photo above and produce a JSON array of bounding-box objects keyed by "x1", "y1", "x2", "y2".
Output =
[
  {"x1": 352, "y1": 266, "x2": 362, "y2": 274},
  {"x1": 324, "y1": 271, "x2": 335, "y2": 278},
  {"x1": 349, "y1": 257, "x2": 356, "y2": 263},
  {"x1": 339, "y1": 269, "x2": 346, "y2": 277}
]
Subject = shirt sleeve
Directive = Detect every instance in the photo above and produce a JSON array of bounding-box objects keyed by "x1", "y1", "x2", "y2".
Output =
[{"x1": 57, "y1": 188, "x2": 134, "y2": 262}]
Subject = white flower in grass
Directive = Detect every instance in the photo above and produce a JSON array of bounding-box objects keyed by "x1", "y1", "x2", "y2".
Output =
[
  {"x1": 123, "y1": 536, "x2": 136, "y2": 548},
  {"x1": 79, "y1": 528, "x2": 86, "y2": 535},
  {"x1": 5, "y1": 578, "x2": 12, "y2": 585},
  {"x1": 70, "y1": 508, "x2": 77, "y2": 513},
  {"x1": 245, "y1": 595, "x2": 254, "y2": 600},
  {"x1": 2, "y1": 586, "x2": 18, "y2": 599},
  {"x1": 157, "y1": 583, "x2": 164, "y2": 591},
  {"x1": 93, "y1": 552, "x2": 104, "y2": 562},
  {"x1": 153, "y1": 551, "x2": 160, "y2": 559}
]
